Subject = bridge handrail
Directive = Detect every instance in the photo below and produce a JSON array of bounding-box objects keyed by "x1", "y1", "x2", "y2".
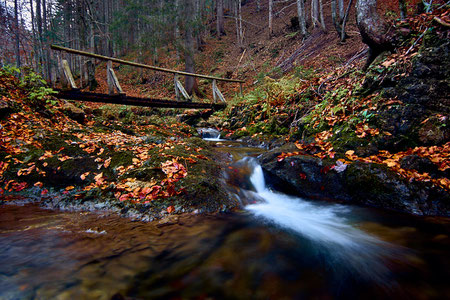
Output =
[{"x1": 51, "y1": 45, "x2": 245, "y2": 84}]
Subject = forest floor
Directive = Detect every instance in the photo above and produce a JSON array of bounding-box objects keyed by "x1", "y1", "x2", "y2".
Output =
[{"x1": 1, "y1": 0, "x2": 449, "y2": 219}]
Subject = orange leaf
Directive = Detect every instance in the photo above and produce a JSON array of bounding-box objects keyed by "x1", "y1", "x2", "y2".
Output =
[{"x1": 167, "y1": 205, "x2": 175, "y2": 214}]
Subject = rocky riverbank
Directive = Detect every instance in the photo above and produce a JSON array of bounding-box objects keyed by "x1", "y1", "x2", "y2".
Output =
[{"x1": 0, "y1": 69, "x2": 238, "y2": 221}]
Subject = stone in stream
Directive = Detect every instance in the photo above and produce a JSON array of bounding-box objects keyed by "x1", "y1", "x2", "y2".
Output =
[{"x1": 258, "y1": 144, "x2": 450, "y2": 216}]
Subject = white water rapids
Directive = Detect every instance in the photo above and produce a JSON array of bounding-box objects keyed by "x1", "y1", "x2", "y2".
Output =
[{"x1": 240, "y1": 158, "x2": 401, "y2": 282}]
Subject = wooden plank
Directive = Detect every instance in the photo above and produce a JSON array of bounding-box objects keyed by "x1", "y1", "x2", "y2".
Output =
[
  {"x1": 109, "y1": 64, "x2": 124, "y2": 94},
  {"x1": 212, "y1": 80, "x2": 217, "y2": 103},
  {"x1": 175, "y1": 78, "x2": 191, "y2": 101},
  {"x1": 212, "y1": 79, "x2": 226, "y2": 103},
  {"x1": 51, "y1": 45, "x2": 245, "y2": 83},
  {"x1": 54, "y1": 90, "x2": 226, "y2": 110},
  {"x1": 57, "y1": 53, "x2": 68, "y2": 89},
  {"x1": 107, "y1": 60, "x2": 114, "y2": 95},
  {"x1": 62, "y1": 59, "x2": 77, "y2": 89},
  {"x1": 174, "y1": 73, "x2": 181, "y2": 101}
]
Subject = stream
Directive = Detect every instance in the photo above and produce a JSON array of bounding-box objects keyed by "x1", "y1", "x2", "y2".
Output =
[{"x1": 0, "y1": 134, "x2": 449, "y2": 299}]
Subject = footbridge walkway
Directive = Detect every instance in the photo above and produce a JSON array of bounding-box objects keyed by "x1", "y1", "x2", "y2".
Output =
[{"x1": 51, "y1": 45, "x2": 245, "y2": 110}]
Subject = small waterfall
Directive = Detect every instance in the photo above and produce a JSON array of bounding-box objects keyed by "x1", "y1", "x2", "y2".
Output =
[
  {"x1": 197, "y1": 128, "x2": 222, "y2": 141},
  {"x1": 239, "y1": 158, "x2": 398, "y2": 282}
]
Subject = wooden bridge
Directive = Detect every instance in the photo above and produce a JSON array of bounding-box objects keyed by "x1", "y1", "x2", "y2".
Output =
[{"x1": 51, "y1": 45, "x2": 245, "y2": 110}]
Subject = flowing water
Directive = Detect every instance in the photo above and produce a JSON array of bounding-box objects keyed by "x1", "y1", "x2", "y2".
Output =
[{"x1": 0, "y1": 140, "x2": 449, "y2": 299}]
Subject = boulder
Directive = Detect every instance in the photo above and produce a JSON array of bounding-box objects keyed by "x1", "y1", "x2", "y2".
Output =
[
  {"x1": 0, "y1": 99, "x2": 10, "y2": 119},
  {"x1": 62, "y1": 102, "x2": 85, "y2": 123},
  {"x1": 258, "y1": 145, "x2": 450, "y2": 216}
]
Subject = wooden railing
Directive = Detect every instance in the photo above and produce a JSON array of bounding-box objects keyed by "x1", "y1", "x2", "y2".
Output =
[{"x1": 51, "y1": 45, "x2": 244, "y2": 104}]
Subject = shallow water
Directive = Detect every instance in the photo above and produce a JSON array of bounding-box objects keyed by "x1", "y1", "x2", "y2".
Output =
[{"x1": 1, "y1": 143, "x2": 449, "y2": 299}]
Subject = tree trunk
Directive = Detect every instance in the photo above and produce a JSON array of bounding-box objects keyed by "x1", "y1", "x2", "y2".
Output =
[
  {"x1": 331, "y1": 0, "x2": 343, "y2": 38},
  {"x1": 340, "y1": 0, "x2": 353, "y2": 42},
  {"x1": 14, "y1": 0, "x2": 21, "y2": 69},
  {"x1": 184, "y1": 0, "x2": 198, "y2": 97},
  {"x1": 319, "y1": 0, "x2": 326, "y2": 31},
  {"x1": 217, "y1": 0, "x2": 225, "y2": 37},
  {"x1": 30, "y1": 0, "x2": 39, "y2": 71},
  {"x1": 399, "y1": 0, "x2": 407, "y2": 20},
  {"x1": 268, "y1": 0, "x2": 273, "y2": 37},
  {"x1": 296, "y1": 0, "x2": 307, "y2": 37},
  {"x1": 175, "y1": 0, "x2": 181, "y2": 60},
  {"x1": 356, "y1": 0, "x2": 395, "y2": 70},
  {"x1": 311, "y1": 0, "x2": 318, "y2": 28}
]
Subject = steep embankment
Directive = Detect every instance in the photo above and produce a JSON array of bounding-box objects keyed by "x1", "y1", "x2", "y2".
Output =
[{"x1": 220, "y1": 8, "x2": 450, "y2": 216}]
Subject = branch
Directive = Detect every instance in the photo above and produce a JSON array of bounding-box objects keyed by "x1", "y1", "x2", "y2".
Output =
[
  {"x1": 224, "y1": 16, "x2": 263, "y2": 29},
  {"x1": 433, "y1": 16, "x2": 450, "y2": 27},
  {"x1": 275, "y1": 2, "x2": 297, "y2": 17}
]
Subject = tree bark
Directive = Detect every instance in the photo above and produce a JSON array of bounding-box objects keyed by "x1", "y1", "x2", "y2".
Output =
[
  {"x1": 184, "y1": 0, "x2": 198, "y2": 97},
  {"x1": 356, "y1": 0, "x2": 395, "y2": 70},
  {"x1": 14, "y1": 0, "x2": 20, "y2": 69},
  {"x1": 319, "y1": 0, "x2": 326, "y2": 31},
  {"x1": 217, "y1": 0, "x2": 225, "y2": 37},
  {"x1": 399, "y1": 0, "x2": 407, "y2": 20},
  {"x1": 296, "y1": 0, "x2": 307, "y2": 37},
  {"x1": 268, "y1": 0, "x2": 273, "y2": 37}
]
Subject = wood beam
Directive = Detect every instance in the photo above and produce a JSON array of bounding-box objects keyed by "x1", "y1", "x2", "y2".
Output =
[
  {"x1": 51, "y1": 44, "x2": 245, "y2": 83},
  {"x1": 54, "y1": 90, "x2": 226, "y2": 110}
]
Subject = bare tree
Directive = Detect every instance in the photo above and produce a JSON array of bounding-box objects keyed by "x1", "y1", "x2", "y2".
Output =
[
  {"x1": 268, "y1": 0, "x2": 273, "y2": 37},
  {"x1": 184, "y1": 0, "x2": 198, "y2": 96},
  {"x1": 14, "y1": 0, "x2": 20, "y2": 68},
  {"x1": 217, "y1": 0, "x2": 225, "y2": 37},
  {"x1": 311, "y1": 0, "x2": 326, "y2": 31},
  {"x1": 332, "y1": 0, "x2": 353, "y2": 42},
  {"x1": 296, "y1": 0, "x2": 307, "y2": 37},
  {"x1": 399, "y1": 0, "x2": 407, "y2": 20}
]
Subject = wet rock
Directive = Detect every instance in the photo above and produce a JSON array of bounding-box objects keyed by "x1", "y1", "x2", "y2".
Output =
[
  {"x1": 418, "y1": 118, "x2": 448, "y2": 145},
  {"x1": 61, "y1": 102, "x2": 85, "y2": 123},
  {"x1": 400, "y1": 155, "x2": 439, "y2": 177},
  {"x1": 259, "y1": 145, "x2": 450, "y2": 216},
  {"x1": 258, "y1": 147, "x2": 351, "y2": 202},
  {"x1": 0, "y1": 99, "x2": 10, "y2": 119},
  {"x1": 388, "y1": 39, "x2": 450, "y2": 113},
  {"x1": 344, "y1": 162, "x2": 449, "y2": 216},
  {"x1": 176, "y1": 109, "x2": 213, "y2": 125},
  {"x1": 197, "y1": 127, "x2": 221, "y2": 139},
  {"x1": 156, "y1": 215, "x2": 179, "y2": 227}
]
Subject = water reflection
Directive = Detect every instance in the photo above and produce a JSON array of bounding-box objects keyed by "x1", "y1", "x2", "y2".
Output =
[{"x1": 0, "y1": 202, "x2": 449, "y2": 299}]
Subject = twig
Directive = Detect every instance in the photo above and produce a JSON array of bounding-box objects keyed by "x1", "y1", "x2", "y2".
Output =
[
  {"x1": 405, "y1": 28, "x2": 428, "y2": 55},
  {"x1": 275, "y1": 2, "x2": 297, "y2": 17},
  {"x1": 345, "y1": 47, "x2": 368, "y2": 66},
  {"x1": 224, "y1": 16, "x2": 263, "y2": 29},
  {"x1": 433, "y1": 16, "x2": 450, "y2": 27},
  {"x1": 437, "y1": 1, "x2": 450, "y2": 9}
]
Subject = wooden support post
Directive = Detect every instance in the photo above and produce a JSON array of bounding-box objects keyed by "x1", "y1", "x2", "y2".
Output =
[
  {"x1": 56, "y1": 53, "x2": 68, "y2": 89},
  {"x1": 107, "y1": 60, "x2": 124, "y2": 95},
  {"x1": 107, "y1": 60, "x2": 114, "y2": 95},
  {"x1": 212, "y1": 79, "x2": 217, "y2": 103},
  {"x1": 174, "y1": 73, "x2": 191, "y2": 101},
  {"x1": 174, "y1": 73, "x2": 180, "y2": 101},
  {"x1": 61, "y1": 58, "x2": 77, "y2": 89},
  {"x1": 212, "y1": 79, "x2": 226, "y2": 103}
]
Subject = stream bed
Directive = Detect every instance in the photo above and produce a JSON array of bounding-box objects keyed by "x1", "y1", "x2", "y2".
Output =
[{"x1": 1, "y1": 140, "x2": 449, "y2": 299}]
